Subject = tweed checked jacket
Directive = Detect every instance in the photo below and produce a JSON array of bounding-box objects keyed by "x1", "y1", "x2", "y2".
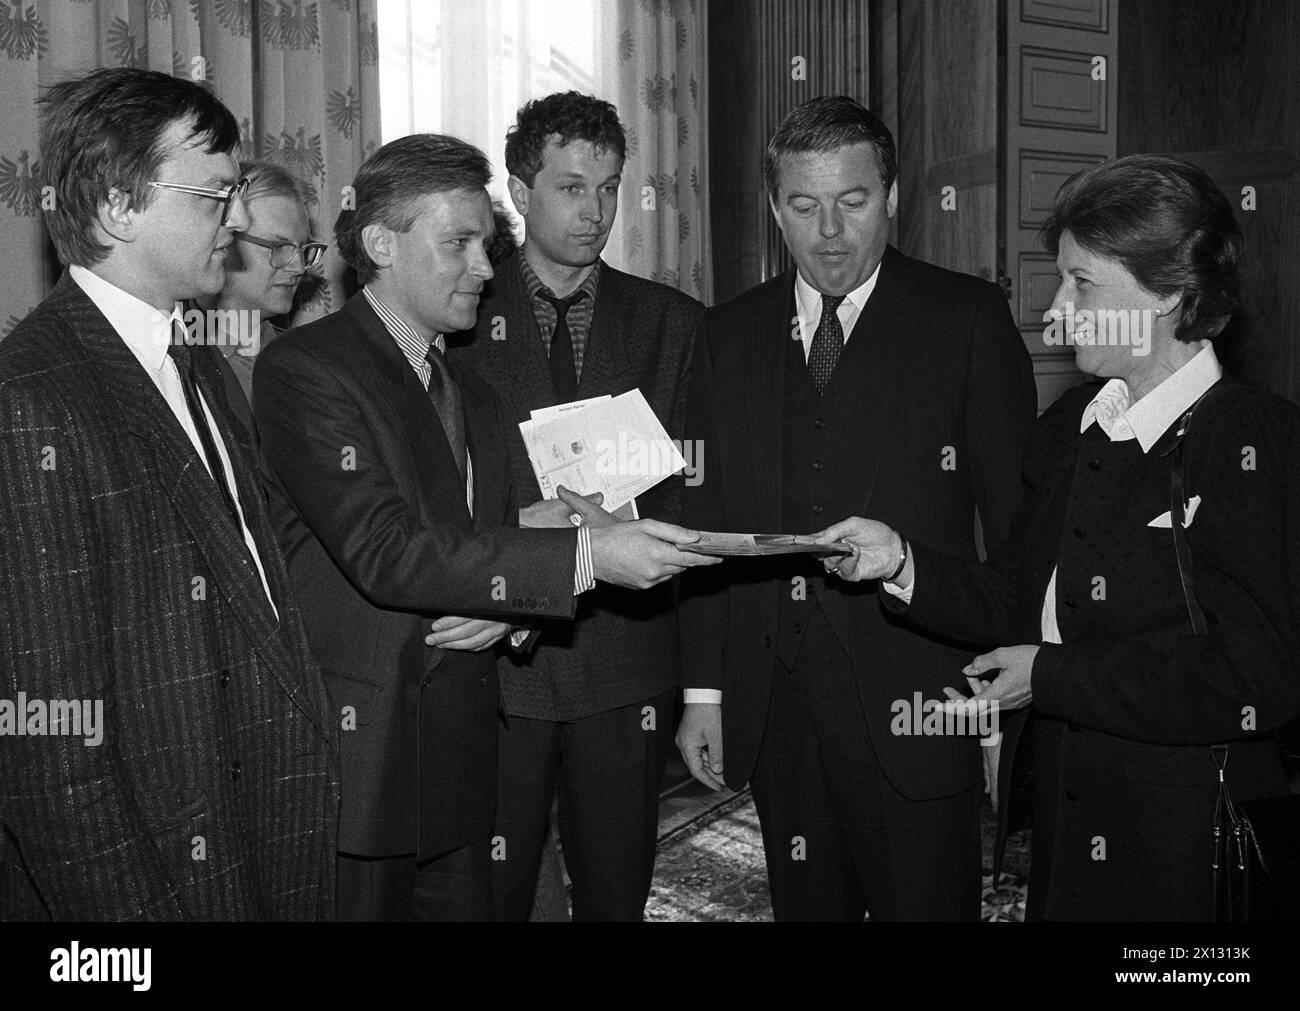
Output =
[
  {"x1": 449, "y1": 251, "x2": 704, "y2": 721},
  {"x1": 0, "y1": 274, "x2": 339, "y2": 921}
]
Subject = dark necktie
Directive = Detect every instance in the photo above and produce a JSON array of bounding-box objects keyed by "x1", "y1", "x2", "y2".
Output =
[
  {"x1": 425, "y1": 344, "x2": 468, "y2": 485},
  {"x1": 539, "y1": 291, "x2": 586, "y2": 404},
  {"x1": 808, "y1": 294, "x2": 847, "y2": 396},
  {"x1": 167, "y1": 339, "x2": 242, "y2": 531}
]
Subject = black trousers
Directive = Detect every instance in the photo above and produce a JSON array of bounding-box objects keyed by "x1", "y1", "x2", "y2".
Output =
[
  {"x1": 336, "y1": 839, "x2": 493, "y2": 922},
  {"x1": 750, "y1": 605, "x2": 982, "y2": 921},
  {"x1": 491, "y1": 688, "x2": 674, "y2": 921}
]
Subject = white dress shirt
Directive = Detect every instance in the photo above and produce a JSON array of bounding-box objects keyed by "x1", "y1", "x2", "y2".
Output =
[
  {"x1": 791, "y1": 262, "x2": 881, "y2": 360},
  {"x1": 683, "y1": 262, "x2": 883, "y2": 707},
  {"x1": 884, "y1": 342, "x2": 1223, "y2": 647},
  {"x1": 69, "y1": 265, "x2": 279, "y2": 619}
]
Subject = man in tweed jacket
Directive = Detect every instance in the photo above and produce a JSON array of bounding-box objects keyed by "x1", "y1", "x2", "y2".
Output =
[
  {"x1": 0, "y1": 69, "x2": 338, "y2": 921},
  {"x1": 449, "y1": 93, "x2": 704, "y2": 920}
]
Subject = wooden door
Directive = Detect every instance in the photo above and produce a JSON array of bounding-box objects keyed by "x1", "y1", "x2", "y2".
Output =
[{"x1": 1001, "y1": 0, "x2": 1118, "y2": 413}]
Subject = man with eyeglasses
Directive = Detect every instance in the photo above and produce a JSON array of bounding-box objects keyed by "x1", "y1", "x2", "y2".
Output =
[
  {"x1": 194, "y1": 159, "x2": 326, "y2": 437},
  {"x1": 0, "y1": 68, "x2": 338, "y2": 921}
]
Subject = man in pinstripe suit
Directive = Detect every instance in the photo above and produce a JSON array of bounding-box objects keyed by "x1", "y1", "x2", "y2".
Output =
[{"x1": 0, "y1": 69, "x2": 338, "y2": 920}]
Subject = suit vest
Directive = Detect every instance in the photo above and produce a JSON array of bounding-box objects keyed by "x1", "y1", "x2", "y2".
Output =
[{"x1": 775, "y1": 318, "x2": 874, "y2": 669}]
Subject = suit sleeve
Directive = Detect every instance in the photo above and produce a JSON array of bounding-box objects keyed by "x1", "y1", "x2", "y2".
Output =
[
  {"x1": 253, "y1": 338, "x2": 577, "y2": 619},
  {"x1": 677, "y1": 317, "x2": 728, "y2": 692},
  {"x1": 1032, "y1": 396, "x2": 1300, "y2": 745},
  {"x1": 0, "y1": 381, "x2": 189, "y2": 920}
]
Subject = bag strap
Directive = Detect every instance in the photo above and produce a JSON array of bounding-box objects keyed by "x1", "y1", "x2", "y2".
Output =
[{"x1": 1168, "y1": 384, "x2": 1300, "y2": 796}]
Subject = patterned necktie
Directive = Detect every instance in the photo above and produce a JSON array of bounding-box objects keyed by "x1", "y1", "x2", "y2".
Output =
[
  {"x1": 808, "y1": 294, "x2": 847, "y2": 396},
  {"x1": 425, "y1": 344, "x2": 468, "y2": 485},
  {"x1": 539, "y1": 291, "x2": 586, "y2": 404},
  {"x1": 167, "y1": 337, "x2": 242, "y2": 531}
]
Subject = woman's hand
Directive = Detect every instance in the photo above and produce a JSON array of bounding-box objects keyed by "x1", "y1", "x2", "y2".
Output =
[
  {"x1": 804, "y1": 517, "x2": 901, "y2": 582},
  {"x1": 941, "y1": 644, "x2": 1038, "y2": 712}
]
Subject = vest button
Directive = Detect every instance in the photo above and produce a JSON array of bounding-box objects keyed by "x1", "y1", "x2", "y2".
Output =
[
  {"x1": 1065, "y1": 789, "x2": 1079, "y2": 802},
  {"x1": 793, "y1": 622, "x2": 803, "y2": 635},
  {"x1": 813, "y1": 418, "x2": 826, "y2": 429},
  {"x1": 1073, "y1": 526, "x2": 1086, "y2": 538},
  {"x1": 812, "y1": 460, "x2": 824, "y2": 471},
  {"x1": 218, "y1": 669, "x2": 230, "y2": 687},
  {"x1": 230, "y1": 760, "x2": 242, "y2": 782},
  {"x1": 762, "y1": 635, "x2": 772, "y2": 649},
  {"x1": 1064, "y1": 596, "x2": 1078, "y2": 608},
  {"x1": 1088, "y1": 458, "x2": 1102, "y2": 471},
  {"x1": 811, "y1": 504, "x2": 824, "y2": 514}
]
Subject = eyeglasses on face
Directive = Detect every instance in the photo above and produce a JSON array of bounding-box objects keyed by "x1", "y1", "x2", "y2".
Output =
[
  {"x1": 148, "y1": 177, "x2": 250, "y2": 225},
  {"x1": 234, "y1": 233, "x2": 328, "y2": 270}
]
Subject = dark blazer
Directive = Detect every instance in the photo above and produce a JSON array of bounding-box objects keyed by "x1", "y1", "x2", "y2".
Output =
[
  {"x1": 0, "y1": 274, "x2": 338, "y2": 921},
  {"x1": 890, "y1": 380, "x2": 1300, "y2": 919},
  {"x1": 253, "y1": 293, "x2": 580, "y2": 860},
  {"x1": 679, "y1": 246, "x2": 1038, "y2": 800},
  {"x1": 449, "y1": 251, "x2": 704, "y2": 720}
]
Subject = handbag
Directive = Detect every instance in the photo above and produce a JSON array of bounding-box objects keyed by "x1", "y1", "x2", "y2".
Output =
[{"x1": 1167, "y1": 388, "x2": 1300, "y2": 921}]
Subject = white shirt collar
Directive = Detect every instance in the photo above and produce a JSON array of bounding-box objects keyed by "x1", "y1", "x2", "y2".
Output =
[
  {"x1": 69, "y1": 265, "x2": 184, "y2": 372},
  {"x1": 1079, "y1": 343, "x2": 1224, "y2": 452},
  {"x1": 794, "y1": 259, "x2": 882, "y2": 330}
]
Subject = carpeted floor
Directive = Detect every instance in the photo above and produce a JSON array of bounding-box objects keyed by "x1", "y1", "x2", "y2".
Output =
[{"x1": 645, "y1": 789, "x2": 1030, "y2": 922}]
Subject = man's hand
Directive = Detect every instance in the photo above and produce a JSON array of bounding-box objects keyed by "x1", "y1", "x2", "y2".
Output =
[
  {"x1": 588, "y1": 520, "x2": 721, "y2": 589},
  {"x1": 424, "y1": 616, "x2": 513, "y2": 651},
  {"x1": 805, "y1": 517, "x2": 902, "y2": 582},
  {"x1": 519, "y1": 490, "x2": 604, "y2": 529},
  {"x1": 940, "y1": 644, "x2": 1038, "y2": 712},
  {"x1": 676, "y1": 702, "x2": 726, "y2": 791},
  {"x1": 556, "y1": 485, "x2": 620, "y2": 529}
]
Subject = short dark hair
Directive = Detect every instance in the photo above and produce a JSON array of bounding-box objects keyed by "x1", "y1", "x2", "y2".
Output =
[
  {"x1": 764, "y1": 95, "x2": 897, "y2": 201},
  {"x1": 505, "y1": 91, "x2": 625, "y2": 187},
  {"x1": 39, "y1": 67, "x2": 240, "y2": 267},
  {"x1": 334, "y1": 133, "x2": 492, "y2": 286},
  {"x1": 1042, "y1": 154, "x2": 1243, "y2": 344}
]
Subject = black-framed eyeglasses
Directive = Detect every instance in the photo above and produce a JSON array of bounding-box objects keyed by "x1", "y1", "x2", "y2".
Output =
[
  {"x1": 148, "y1": 177, "x2": 250, "y2": 226},
  {"x1": 234, "y1": 233, "x2": 328, "y2": 270}
]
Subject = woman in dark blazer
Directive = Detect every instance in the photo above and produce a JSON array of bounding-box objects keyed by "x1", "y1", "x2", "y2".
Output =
[{"x1": 810, "y1": 154, "x2": 1300, "y2": 921}]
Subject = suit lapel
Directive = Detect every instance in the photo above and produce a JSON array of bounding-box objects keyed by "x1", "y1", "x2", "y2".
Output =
[
  {"x1": 346, "y1": 294, "x2": 473, "y2": 526},
  {"x1": 747, "y1": 273, "x2": 795, "y2": 531},
  {"x1": 60, "y1": 280, "x2": 311, "y2": 716},
  {"x1": 578, "y1": 265, "x2": 630, "y2": 400},
  {"x1": 839, "y1": 247, "x2": 920, "y2": 512}
]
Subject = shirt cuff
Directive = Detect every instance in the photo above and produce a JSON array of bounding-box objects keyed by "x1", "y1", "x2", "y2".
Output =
[
  {"x1": 509, "y1": 629, "x2": 530, "y2": 649},
  {"x1": 881, "y1": 571, "x2": 914, "y2": 604},
  {"x1": 573, "y1": 525, "x2": 595, "y2": 595},
  {"x1": 683, "y1": 688, "x2": 723, "y2": 705}
]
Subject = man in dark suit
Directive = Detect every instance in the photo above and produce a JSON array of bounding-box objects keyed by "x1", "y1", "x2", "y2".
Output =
[
  {"x1": 449, "y1": 92, "x2": 704, "y2": 920},
  {"x1": 676, "y1": 95, "x2": 1037, "y2": 920},
  {"x1": 253, "y1": 133, "x2": 713, "y2": 921},
  {"x1": 0, "y1": 68, "x2": 337, "y2": 920}
]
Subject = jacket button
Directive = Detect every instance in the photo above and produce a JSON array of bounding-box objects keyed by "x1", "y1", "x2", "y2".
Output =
[
  {"x1": 811, "y1": 504, "x2": 824, "y2": 514},
  {"x1": 1064, "y1": 596, "x2": 1078, "y2": 609},
  {"x1": 1088, "y1": 458, "x2": 1102, "y2": 471},
  {"x1": 1067, "y1": 722, "x2": 1080, "y2": 733},
  {"x1": 218, "y1": 669, "x2": 230, "y2": 687},
  {"x1": 762, "y1": 635, "x2": 772, "y2": 649},
  {"x1": 1065, "y1": 789, "x2": 1079, "y2": 801},
  {"x1": 793, "y1": 622, "x2": 803, "y2": 635},
  {"x1": 1073, "y1": 526, "x2": 1086, "y2": 538},
  {"x1": 813, "y1": 418, "x2": 826, "y2": 429},
  {"x1": 230, "y1": 761, "x2": 242, "y2": 782},
  {"x1": 812, "y1": 460, "x2": 824, "y2": 471}
]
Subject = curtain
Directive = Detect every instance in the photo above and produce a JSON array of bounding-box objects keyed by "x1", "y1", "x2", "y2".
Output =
[
  {"x1": 376, "y1": 0, "x2": 711, "y2": 303},
  {"x1": 0, "y1": 0, "x2": 382, "y2": 336},
  {"x1": 598, "y1": 0, "x2": 710, "y2": 301}
]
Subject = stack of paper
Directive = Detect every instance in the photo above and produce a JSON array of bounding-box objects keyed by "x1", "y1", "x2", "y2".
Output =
[{"x1": 519, "y1": 390, "x2": 686, "y2": 515}]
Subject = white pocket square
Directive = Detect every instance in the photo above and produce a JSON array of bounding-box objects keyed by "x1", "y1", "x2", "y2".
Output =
[{"x1": 1149, "y1": 495, "x2": 1201, "y2": 528}]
